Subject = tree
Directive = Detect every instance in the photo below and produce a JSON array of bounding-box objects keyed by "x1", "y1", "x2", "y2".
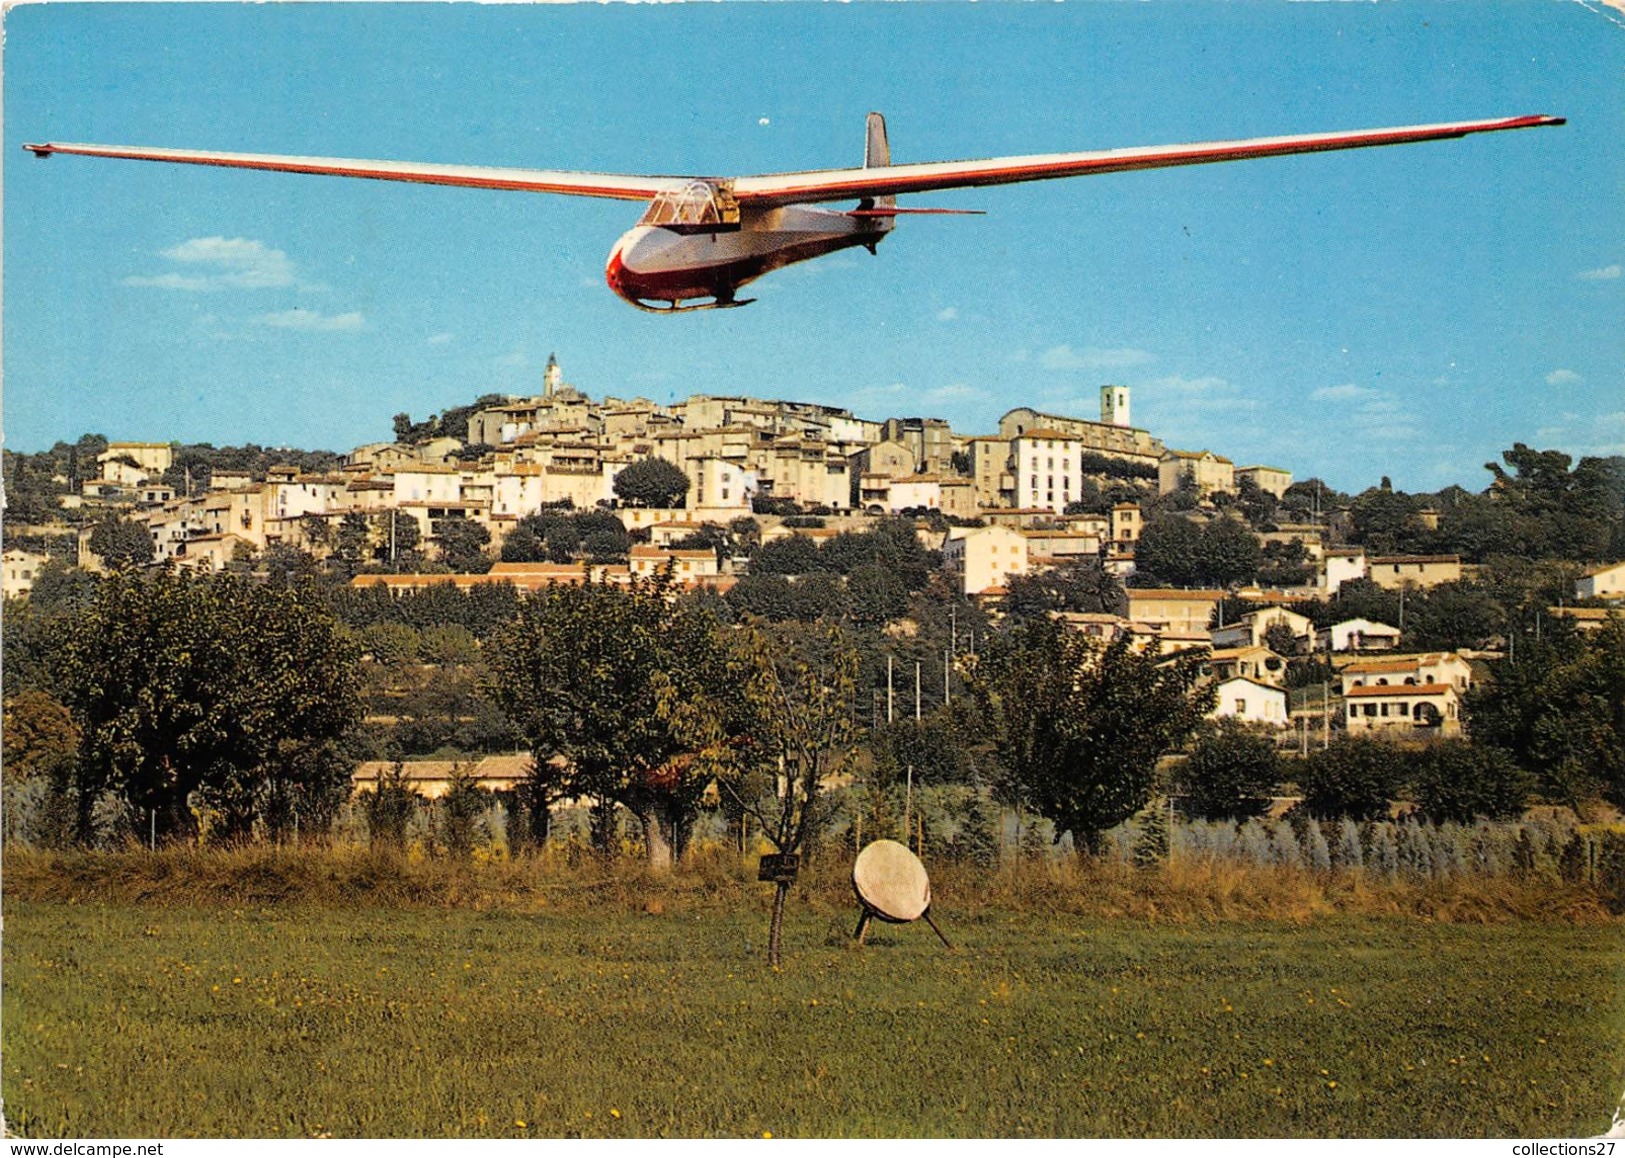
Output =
[
  {"x1": 613, "y1": 458, "x2": 690, "y2": 509},
  {"x1": 1409, "y1": 739, "x2": 1530, "y2": 824},
  {"x1": 87, "y1": 516, "x2": 155, "y2": 571},
  {"x1": 725, "y1": 623, "x2": 860, "y2": 966},
  {"x1": 1001, "y1": 558, "x2": 1126, "y2": 624},
  {"x1": 1324, "y1": 579, "x2": 1400, "y2": 631},
  {"x1": 1134, "y1": 514, "x2": 1260, "y2": 589},
  {"x1": 1262, "y1": 621, "x2": 1302, "y2": 658},
  {"x1": 1404, "y1": 581, "x2": 1503, "y2": 651},
  {"x1": 433, "y1": 518, "x2": 493, "y2": 573},
  {"x1": 53, "y1": 571, "x2": 362, "y2": 844},
  {"x1": 483, "y1": 577, "x2": 751, "y2": 871},
  {"x1": 971, "y1": 621, "x2": 1213, "y2": 856},
  {"x1": 1349, "y1": 485, "x2": 1431, "y2": 555},
  {"x1": 1, "y1": 689, "x2": 80, "y2": 783},
  {"x1": 1202, "y1": 516, "x2": 1263, "y2": 588},
  {"x1": 365, "y1": 763, "x2": 420, "y2": 850},
  {"x1": 789, "y1": 572, "x2": 848, "y2": 622},
  {"x1": 1258, "y1": 539, "x2": 1315, "y2": 588},
  {"x1": 1467, "y1": 618, "x2": 1625, "y2": 811},
  {"x1": 846, "y1": 563, "x2": 909, "y2": 626},
  {"x1": 751, "y1": 534, "x2": 822, "y2": 576},
  {"x1": 870, "y1": 714, "x2": 972, "y2": 790},
  {"x1": 1297, "y1": 736, "x2": 1405, "y2": 821},
  {"x1": 725, "y1": 572, "x2": 797, "y2": 621},
  {"x1": 261, "y1": 543, "x2": 320, "y2": 588},
  {"x1": 1176, "y1": 718, "x2": 1280, "y2": 821},
  {"x1": 372, "y1": 511, "x2": 422, "y2": 569}
]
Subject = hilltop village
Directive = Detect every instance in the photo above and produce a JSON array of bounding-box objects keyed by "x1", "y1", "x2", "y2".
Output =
[
  {"x1": 56, "y1": 360, "x2": 1230, "y2": 575},
  {"x1": 30, "y1": 357, "x2": 1266, "y2": 582},
  {"x1": 5, "y1": 355, "x2": 1623, "y2": 755}
]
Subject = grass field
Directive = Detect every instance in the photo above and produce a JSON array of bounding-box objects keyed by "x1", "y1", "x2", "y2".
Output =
[{"x1": 3, "y1": 853, "x2": 1623, "y2": 1138}]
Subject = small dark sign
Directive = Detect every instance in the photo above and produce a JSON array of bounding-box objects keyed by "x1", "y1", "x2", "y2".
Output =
[{"x1": 757, "y1": 853, "x2": 801, "y2": 883}]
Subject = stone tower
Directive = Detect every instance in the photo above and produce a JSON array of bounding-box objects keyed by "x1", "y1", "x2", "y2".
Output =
[
  {"x1": 1101, "y1": 384, "x2": 1131, "y2": 428},
  {"x1": 544, "y1": 353, "x2": 562, "y2": 399}
]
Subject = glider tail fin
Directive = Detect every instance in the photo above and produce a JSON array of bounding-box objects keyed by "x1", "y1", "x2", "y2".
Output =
[
  {"x1": 861, "y1": 112, "x2": 896, "y2": 237},
  {"x1": 864, "y1": 112, "x2": 891, "y2": 171}
]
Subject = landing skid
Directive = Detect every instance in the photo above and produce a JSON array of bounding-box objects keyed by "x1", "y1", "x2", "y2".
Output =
[{"x1": 627, "y1": 296, "x2": 756, "y2": 314}]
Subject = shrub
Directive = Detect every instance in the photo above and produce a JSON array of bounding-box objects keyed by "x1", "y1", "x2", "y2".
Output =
[
  {"x1": 1410, "y1": 740, "x2": 1531, "y2": 824},
  {"x1": 1301, "y1": 819, "x2": 1332, "y2": 871},
  {"x1": 1396, "y1": 821, "x2": 1434, "y2": 879},
  {"x1": 945, "y1": 786, "x2": 1000, "y2": 868},
  {"x1": 1299, "y1": 736, "x2": 1405, "y2": 820},
  {"x1": 1331, "y1": 818, "x2": 1363, "y2": 870},
  {"x1": 1132, "y1": 798, "x2": 1171, "y2": 869},
  {"x1": 1364, "y1": 822, "x2": 1399, "y2": 876},
  {"x1": 438, "y1": 764, "x2": 489, "y2": 859},
  {"x1": 1176, "y1": 719, "x2": 1280, "y2": 821},
  {"x1": 365, "y1": 764, "x2": 418, "y2": 851}
]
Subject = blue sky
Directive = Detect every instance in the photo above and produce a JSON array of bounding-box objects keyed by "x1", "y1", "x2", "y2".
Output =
[{"x1": 5, "y1": 2, "x2": 1621, "y2": 493}]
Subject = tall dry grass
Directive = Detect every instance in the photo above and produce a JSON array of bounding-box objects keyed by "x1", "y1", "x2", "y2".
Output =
[{"x1": 3, "y1": 841, "x2": 1614, "y2": 924}]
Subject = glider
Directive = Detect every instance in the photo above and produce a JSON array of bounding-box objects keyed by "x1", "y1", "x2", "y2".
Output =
[{"x1": 25, "y1": 112, "x2": 1562, "y2": 313}]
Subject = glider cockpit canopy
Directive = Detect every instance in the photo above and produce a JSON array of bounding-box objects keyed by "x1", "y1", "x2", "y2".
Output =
[{"x1": 636, "y1": 179, "x2": 741, "y2": 233}]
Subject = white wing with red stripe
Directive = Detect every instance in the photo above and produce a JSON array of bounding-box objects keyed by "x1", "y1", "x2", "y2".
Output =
[
  {"x1": 730, "y1": 115, "x2": 1565, "y2": 207},
  {"x1": 25, "y1": 114, "x2": 1562, "y2": 208},
  {"x1": 21, "y1": 141, "x2": 687, "y2": 202}
]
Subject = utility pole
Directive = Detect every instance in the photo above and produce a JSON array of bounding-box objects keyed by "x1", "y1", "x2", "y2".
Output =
[
  {"x1": 905, "y1": 764, "x2": 914, "y2": 849},
  {"x1": 887, "y1": 655, "x2": 894, "y2": 724},
  {"x1": 915, "y1": 660, "x2": 922, "y2": 722},
  {"x1": 1322, "y1": 629, "x2": 1333, "y2": 749}
]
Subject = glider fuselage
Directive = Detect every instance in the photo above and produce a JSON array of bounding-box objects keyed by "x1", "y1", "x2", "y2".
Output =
[{"x1": 606, "y1": 204, "x2": 889, "y2": 312}]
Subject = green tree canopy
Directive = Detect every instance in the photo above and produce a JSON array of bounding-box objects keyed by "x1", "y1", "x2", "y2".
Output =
[
  {"x1": 613, "y1": 458, "x2": 691, "y2": 509},
  {"x1": 1, "y1": 689, "x2": 80, "y2": 784},
  {"x1": 1467, "y1": 617, "x2": 1625, "y2": 811},
  {"x1": 1134, "y1": 514, "x2": 1260, "y2": 589},
  {"x1": 728, "y1": 623, "x2": 861, "y2": 965},
  {"x1": 483, "y1": 577, "x2": 753, "y2": 870},
  {"x1": 971, "y1": 621, "x2": 1213, "y2": 855},
  {"x1": 87, "y1": 516, "x2": 155, "y2": 571},
  {"x1": 1176, "y1": 718, "x2": 1280, "y2": 821},
  {"x1": 53, "y1": 571, "x2": 362, "y2": 843},
  {"x1": 1297, "y1": 735, "x2": 1405, "y2": 821},
  {"x1": 1408, "y1": 739, "x2": 1530, "y2": 824},
  {"x1": 1001, "y1": 558, "x2": 1126, "y2": 624},
  {"x1": 433, "y1": 518, "x2": 493, "y2": 574}
]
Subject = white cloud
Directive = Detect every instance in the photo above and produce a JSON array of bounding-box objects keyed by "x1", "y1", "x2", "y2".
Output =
[
  {"x1": 1310, "y1": 382, "x2": 1380, "y2": 401},
  {"x1": 1040, "y1": 344, "x2": 1154, "y2": 371},
  {"x1": 1536, "y1": 409, "x2": 1625, "y2": 456},
  {"x1": 126, "y1": 237, "x2": 298, "y2": 291},
  {"x1": 1578, "y1": 264, "x2": 1622, "y2": 281},
  {"x1": 937, "y1": 306, "x2": 959, "y2": 322},
  {"x1": 925, "y1": 383, "x2": 977, "y2": 401},
  {"x1": 1346, "y1": 395, "x2": 1421, "y2": 442},
  {"x1": 123, "y1": 273, "x2": 217, "y2": 291},
  {"x1": 255, "y1": 309, "x2": 366, "y2": 332},
  {"x1": 427, "y1": 332, "x2": 455, "y2": 346},
  {"x1": 1545, "y1": 369, "x2": 1582, "y2": 386}
]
